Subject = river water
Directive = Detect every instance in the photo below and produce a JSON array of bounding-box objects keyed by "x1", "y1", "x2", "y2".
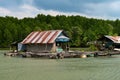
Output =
[{"x1": 0, "y1": 51, "x2": 120, "y2": 80}]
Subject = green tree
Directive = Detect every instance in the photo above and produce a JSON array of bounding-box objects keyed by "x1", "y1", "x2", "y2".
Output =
[
  {"x1": 3, "y1": 28, "x2": 13, "y2": 47},
  {"x1": 71, "y1": 26, "x2": 83, "y2": 46}
]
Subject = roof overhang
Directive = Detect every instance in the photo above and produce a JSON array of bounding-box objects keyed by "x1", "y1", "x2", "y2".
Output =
[{"x1": 105, "y1": 35, "x2": 120, "y2": 44}]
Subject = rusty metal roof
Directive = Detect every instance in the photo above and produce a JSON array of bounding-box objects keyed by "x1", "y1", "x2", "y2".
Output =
[
  {"x1": 105, "y1": 36, "x2": 120, "y2": 43},
  {"x1": 21, "y1": 30, "x2": 63, "y2": 44}
]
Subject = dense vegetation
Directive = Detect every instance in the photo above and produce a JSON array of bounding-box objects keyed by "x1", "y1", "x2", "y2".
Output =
[{"x1": 0, "y1": 14, "x2": 120, "y2": 48}]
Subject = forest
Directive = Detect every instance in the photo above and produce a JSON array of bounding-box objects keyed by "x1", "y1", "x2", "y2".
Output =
[{"x1": 0, "y1": 14, "x2": 120, "y2": 48}]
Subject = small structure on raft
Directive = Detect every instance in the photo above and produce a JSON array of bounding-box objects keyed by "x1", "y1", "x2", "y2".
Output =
[
  {"x1": 19, "y1": 30, "x2": 70, "y2": 58},
  {"x1": 95, "y1": 35, "x2": 120, "y2": 56},
  {"x1": 4, "y1": 41, "x2": 19, "y2": 56},
  {"x1": 4, "y1": 30, "x2": 93, "y2": 58},
  {"x1": 97, "y1": 35, "x2": 120, "y2": 51}
]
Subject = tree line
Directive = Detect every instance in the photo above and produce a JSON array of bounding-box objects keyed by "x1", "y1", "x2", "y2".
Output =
[{"x1": 0, "y1": 14, "x2": 120, "y2": 48}]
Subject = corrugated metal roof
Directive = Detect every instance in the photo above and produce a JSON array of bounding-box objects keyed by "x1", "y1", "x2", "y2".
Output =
[
  {"x1": 105, "y1": 36, "x2": 120, "y2": 43},
  {"x1": 21, "y1": 30, "x2": 63, "y2": 44}
]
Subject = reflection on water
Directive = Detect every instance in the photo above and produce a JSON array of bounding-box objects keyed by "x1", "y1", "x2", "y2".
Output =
[{"x1": 0, "y1": 51, "x2": 120, "y2": 80}]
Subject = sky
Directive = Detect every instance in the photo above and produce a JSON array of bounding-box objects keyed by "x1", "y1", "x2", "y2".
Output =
[{"x1": 0, "y1": 0, "x2": 120, "y2": 20}]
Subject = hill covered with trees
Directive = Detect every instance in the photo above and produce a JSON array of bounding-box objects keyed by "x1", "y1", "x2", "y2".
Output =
[{"x1": 0, "y1": 14, "x2": 120, "y2": 48}]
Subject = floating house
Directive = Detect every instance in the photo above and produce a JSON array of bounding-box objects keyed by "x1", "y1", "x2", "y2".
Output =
[
  {"x1": 97, "y1": 35, "x2": 120, "y2": 51},
  {"x1": 21, "y1": 30, "x2": 70, "y2": 53}
]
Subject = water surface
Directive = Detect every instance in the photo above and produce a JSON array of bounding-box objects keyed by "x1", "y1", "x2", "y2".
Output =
[{"x1": 0, "y1": 51, "x2": 120, "y2": 80}]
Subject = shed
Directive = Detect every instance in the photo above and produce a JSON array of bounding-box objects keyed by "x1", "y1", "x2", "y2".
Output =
[
  {"x1": 97, "y1": 35, "x2": 120, "y2": 50},
  {"x1": 21, "y1": 30, "x2": 70, "y2": 53}
]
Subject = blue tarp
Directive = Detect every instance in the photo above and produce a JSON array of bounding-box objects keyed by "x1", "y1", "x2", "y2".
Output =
[
  {"x1": 18, "y1": 43, "x2": 26, "y2": 51},
  {"x1": 56, "y1": 35, "x2": 70, "y2": 42}
]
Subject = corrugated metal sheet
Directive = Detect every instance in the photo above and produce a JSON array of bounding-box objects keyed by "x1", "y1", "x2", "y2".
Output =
[
  {"x1": 21, "y1": 30, "x2": 63, "y2": 44},
  {"x1": 105, "y1": 36, "x2": 120, "y2": 43}
]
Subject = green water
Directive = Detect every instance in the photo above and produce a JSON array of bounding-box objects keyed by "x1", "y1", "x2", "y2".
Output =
[{"x1": 0, "y1": 51, "x2": 120, "y2": 80}]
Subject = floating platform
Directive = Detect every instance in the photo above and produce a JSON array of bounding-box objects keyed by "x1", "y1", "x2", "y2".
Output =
[{"x1": 4, "y1": 51, "x2": 120, "y2": 59}]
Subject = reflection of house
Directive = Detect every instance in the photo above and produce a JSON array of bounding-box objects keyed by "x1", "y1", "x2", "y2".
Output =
[
  {"x1": 97, "y1": 35, "x2": 120, "y2": 51},
  {"x1": 21, "y1": 30, "x2": 70, "y2": 53}
]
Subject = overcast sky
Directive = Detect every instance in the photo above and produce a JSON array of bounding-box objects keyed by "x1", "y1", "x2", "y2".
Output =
[{"x1": 0, "y1": 0, "x2": 120, "y2": 20}]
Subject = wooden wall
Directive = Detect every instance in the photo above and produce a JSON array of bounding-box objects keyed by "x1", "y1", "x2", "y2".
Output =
[{"x1": 26, "y1": 43, "x2": 55, "y2": 53}]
